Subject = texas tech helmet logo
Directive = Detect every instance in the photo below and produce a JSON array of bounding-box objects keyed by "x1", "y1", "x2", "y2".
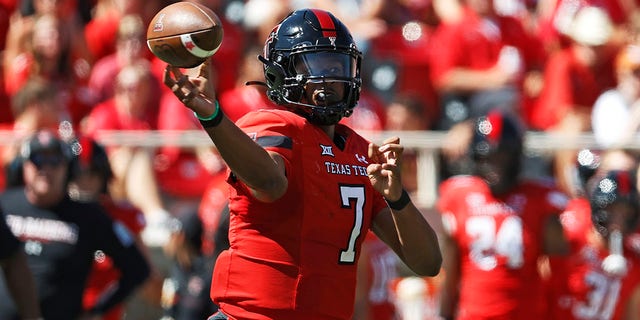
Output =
[{"x1": 263, "y1": 24, "x2": 280, "y2": 57}]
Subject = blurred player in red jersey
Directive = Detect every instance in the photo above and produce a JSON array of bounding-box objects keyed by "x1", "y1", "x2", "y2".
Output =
[
  {"x1": 437, "y1": 110, "x2": 570, "y2": 320},
  {"x1": 545, "y1": 149, "x2": 640, "y2": 320},
  {"x1": 551, "y1": 169, "x2": 640, "y2": 320},
  {"x1": 67, "y1": 136, "x2": 150, "y2": 320},
  {"x1": 163, "y1": 8, "x2": 442, "y2": 320}
]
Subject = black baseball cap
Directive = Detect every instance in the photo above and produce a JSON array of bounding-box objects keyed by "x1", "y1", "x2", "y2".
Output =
[{"x1": 20, "y1": 130, "x2": 72, "y2": 166}]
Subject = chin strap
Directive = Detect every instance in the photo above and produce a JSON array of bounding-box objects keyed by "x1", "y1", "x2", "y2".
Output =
[
  {"x1": 602, "y1": 229, "x2": 628, "y2": 276},
  {"x1": 245, "y1": 80, "x2": 268, "y2": 87}
]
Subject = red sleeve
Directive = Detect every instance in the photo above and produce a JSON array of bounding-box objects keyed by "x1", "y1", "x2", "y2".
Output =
[
  {"x1": 227, "y1": 110, "x2": 297, "y2": 193},
  {"x1": 500, "y1": 16, "x2": 546, "y2": 70},
  {"x1": 531, "y1": 51, "x2": 573, "y2": 130},
  {"x1": 83, "y1": 13, "x2": 119, "y2": 61},
  {"x1": 428, "y1": 24, "x2": 464, "y2": 87},
  {"x1": 558, "y1": 198, "x2": 591, "y2": 250},
  {"x1": 436, "y1": 177, "x2": 464, "y2": 237},
  {"x1": 235, "y1": 110, "x2": 297, "y2": 162},
  {"x1": 84, "y1": 100, "x2": 120, "y2": 137}
]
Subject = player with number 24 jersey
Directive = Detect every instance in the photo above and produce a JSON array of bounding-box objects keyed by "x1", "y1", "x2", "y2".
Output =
[{"x1": 438, "y1": 175, "x2": 568, "y2": 319}]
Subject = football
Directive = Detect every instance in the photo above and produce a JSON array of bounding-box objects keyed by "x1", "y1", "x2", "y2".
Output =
[{"x1": 146, "y1": 2, "x2": 224, "y2": 68}]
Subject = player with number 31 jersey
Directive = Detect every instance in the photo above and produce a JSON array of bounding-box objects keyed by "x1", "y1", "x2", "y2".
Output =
[{"x1": 437, "y1": 111, "x2": 569, "y2": 320}]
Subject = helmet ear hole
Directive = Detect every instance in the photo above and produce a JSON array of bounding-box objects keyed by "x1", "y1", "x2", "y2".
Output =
[
  {"x1": 259, "y1": 55, "x2": 285, "y2": 88},
  {"x1": 259, "y1": 55, "x2": 288, "y2": 104}
]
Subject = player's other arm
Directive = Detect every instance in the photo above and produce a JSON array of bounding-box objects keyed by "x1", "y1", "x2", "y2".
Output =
[
  {"x1": 368, "y1": 137, "x2": 441, "y2": 276},
  {"x1": 372, "y1": 206, "x2": 441, "y2": 277},
  {"x1": 163, "y1": 61, "x2": 287, "y2": 202}
]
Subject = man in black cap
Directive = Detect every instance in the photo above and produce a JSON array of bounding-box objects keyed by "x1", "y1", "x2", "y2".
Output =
[{"x1": 0, "y1": 129, "x2": 150, "y2": 319}]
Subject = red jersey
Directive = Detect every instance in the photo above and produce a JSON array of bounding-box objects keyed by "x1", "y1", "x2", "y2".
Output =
[
  {"x1": 211, "y1": 109, "x2": 389, "y2": 320},
  {"x1": 437, "y1": 176, "x2": 568, "y2": 320},
  {"x1": 550, "y1": 239, "x2": 640, "y2": 320},
  {"x1": 530, "y1": 47, "x2": 610, "y2": 130},
  {"x1": 548, "y1": 199, "x2": 640, "y2": 320},
  {"x1": 560, "y1": 198, "x2": 593, "y2": 251},
  {"x1": 198, "y1": 171, "x2": 231, "y2": 257}
]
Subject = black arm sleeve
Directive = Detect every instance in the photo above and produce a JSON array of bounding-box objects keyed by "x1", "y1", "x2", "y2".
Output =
[{"x1": 88, "y1": 218, "x2": 151, "y2": 315}]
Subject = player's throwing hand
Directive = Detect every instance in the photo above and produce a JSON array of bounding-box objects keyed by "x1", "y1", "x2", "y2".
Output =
[{"x1": 163, "y1": 60, "x2": 217, "y2": 117}]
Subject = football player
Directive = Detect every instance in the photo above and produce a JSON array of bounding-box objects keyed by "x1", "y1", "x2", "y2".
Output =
[
  {"x1": 437, "y1": 110, "x2": 570, "y2": 320},
  {"x1": 549, "y1": 170, "x2": 640, "y2": 320},
  {"x1": 164, "y1": 8, "x2": 442, "y2": 320}
]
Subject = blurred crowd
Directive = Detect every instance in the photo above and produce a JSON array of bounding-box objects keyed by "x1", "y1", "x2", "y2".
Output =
[{"x1": 2, "y1": 0, "x2": 640, "y2": 319}]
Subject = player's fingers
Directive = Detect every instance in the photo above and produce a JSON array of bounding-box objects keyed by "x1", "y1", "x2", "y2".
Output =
[
  {"x1": 198, "y1": 59, "x2": 210, "y2": 78},
  {"x1": 382, "y1": 136, "x2": 400, "y2": 146},
  {"x1": 163, "y1": 65, "x2": 176, "y2": 86},
  {"x1": 169, "y1": 66, "x2": 185, "y2": 80},
  {"x1": 368, "y1": 142, "x2": 376, "y2": 158},
  {"x1": 176, "y1": 75, "x2": 188, "y2": 87},
  {"x1": 379, "y1": 143, "x2": 404, "y2": 157},
  {"x1": 180, "y1": 90, "x2": 198, "y2": 104},
  {"x1": 368, "y1": 142, "x2": 384, "y2": 163}
]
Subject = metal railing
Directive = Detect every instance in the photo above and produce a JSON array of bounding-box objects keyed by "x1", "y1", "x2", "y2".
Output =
[{"x1": 0, "y1": 129, "x2": 619, "y2": 207}]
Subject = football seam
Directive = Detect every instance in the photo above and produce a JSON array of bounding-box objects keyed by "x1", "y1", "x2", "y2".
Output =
[
  {"x1": 147, "y1": 29, "x2": 213, "y2": 41},
  {"x1": 187, "y1": 2, "x2": 216, "y2": 25}
]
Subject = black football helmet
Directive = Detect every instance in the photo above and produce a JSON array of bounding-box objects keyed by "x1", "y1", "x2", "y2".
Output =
[
  {"x1": 258, "y1": 9, "x2": 362, "y2": 125},
  {"x1": 470, "y1": 110, "x2": 524, "y2": 195},
  {"x1": 590, "y1": 170, "x2": 640, "y2": 236}
]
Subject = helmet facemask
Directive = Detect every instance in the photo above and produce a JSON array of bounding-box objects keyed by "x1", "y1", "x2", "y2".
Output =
[
  {"x1": 590, "y1": 171, "x2": 640, "y2": 238},
  {"x1": 284, "y1": 51, "x2": 360, "y2": 125},
  {"x1": 258, "y1": 9, "x2": 363, "y2": 126}
]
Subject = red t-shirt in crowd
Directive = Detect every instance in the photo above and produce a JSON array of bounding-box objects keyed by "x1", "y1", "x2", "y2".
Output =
[
  {"x1": 84, "y1": 98, "x2": 156, "y2": 134},
  {"x1": 198, "y1": 171, "x2": 230, "y2": 257},
  {"x1": 530, "y1": 47, "x2": 605, "y2": 130},
  {"x1": 154, "y1": 90, "x2": 218, "y2": 198},
  {"x1": 84, "y1": 11, "x2": 119, "y2": 61},
  {"x1": 429, "y1": 7, "x2": 545, "y2": 89},
  {"x1": 218, "y1": 86, "x2": 279, "y2": 124},
  {"x1": 369, "y1": 21, "x2": 439, "y2": 115},
  {"x1": 339, "y1": 91, "x2": 387, "y2": 132}
]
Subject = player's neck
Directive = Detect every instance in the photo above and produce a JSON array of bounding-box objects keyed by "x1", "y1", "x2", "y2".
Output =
[{"x1": 318, "y1": 124, "x2": 335, "y2": 139}]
